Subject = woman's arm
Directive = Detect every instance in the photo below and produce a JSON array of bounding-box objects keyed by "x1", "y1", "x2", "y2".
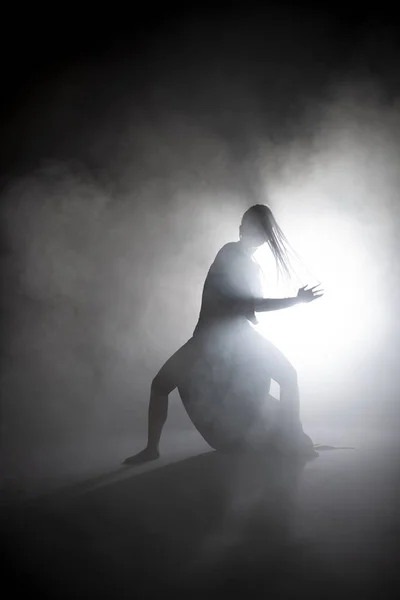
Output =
[
  {"x1": 254, "y1": 297, "x2": 300, "y2": 312},
  {"x1": 254, "y1": 285, "x2": 323, "y2": 313}
]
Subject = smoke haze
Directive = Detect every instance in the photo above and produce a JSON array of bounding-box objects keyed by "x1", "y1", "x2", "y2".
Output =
[{"x1": 1, "y1": 6, "x2": 400, "y2": 484}]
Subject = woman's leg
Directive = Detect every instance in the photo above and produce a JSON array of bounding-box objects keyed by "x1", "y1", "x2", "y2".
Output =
[
  {"x1": 123, "y1": 340, "x2": 195, "y2": 464},
  {"x1": 256, "y1": 338, "x2": 316, "y2": 455},
  {"x1": 251, "y1": 336, "x2": 300, "y2": 421}
]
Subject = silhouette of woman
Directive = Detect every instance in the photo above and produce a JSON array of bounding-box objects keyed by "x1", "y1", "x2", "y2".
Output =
[{"x1": 124, "y1": 204, "x2": 323, "y2": 464}]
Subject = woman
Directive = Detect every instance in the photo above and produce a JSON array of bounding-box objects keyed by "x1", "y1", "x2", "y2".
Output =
[{"x1": 124, "y1": 204, "x2": 323, "y2": 464}]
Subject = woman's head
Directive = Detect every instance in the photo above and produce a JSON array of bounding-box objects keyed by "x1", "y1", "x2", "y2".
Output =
[{"x1": 239, "y1": 204, "x2": 295, "y2": 279}]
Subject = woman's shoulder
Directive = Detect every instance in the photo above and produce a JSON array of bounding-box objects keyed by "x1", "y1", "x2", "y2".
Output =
[
  {"x1": 215, "y1": 242, "x2": 241, "y2": 261},
  {"x1": 209, "y1": 242, "x2": 243, "y2": 274}
]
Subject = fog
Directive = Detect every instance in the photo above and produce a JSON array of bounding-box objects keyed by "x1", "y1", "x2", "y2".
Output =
[{"x1": 1, "y1": 9, "x2": 400, "y2": 491}]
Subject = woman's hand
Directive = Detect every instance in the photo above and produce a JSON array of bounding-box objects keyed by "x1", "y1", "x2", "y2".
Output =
[{"x1": 297, "y1": 284, "x2": 324, "y2": 303}]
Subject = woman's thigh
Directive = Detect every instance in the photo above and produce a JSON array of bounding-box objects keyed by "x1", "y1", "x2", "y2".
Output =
[
  {"x1": 250, "y1": 332, "x2": 297, "y2": 385},
  {"x1": 152, "y1": 338, "x2": 199, "y2": 395}
]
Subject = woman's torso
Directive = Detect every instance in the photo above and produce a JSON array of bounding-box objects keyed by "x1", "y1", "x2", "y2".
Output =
[
  {"x1": 193, "y1": 241, "x2": 263, "y2": 336},
  {"x1": 179, "y1": 242, "x2": 273, "y2": 449}
]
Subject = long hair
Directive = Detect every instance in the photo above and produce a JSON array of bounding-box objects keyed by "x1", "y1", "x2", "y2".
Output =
[{"x1": 241, "y1": 204, "x2": 304, "y2": 282}]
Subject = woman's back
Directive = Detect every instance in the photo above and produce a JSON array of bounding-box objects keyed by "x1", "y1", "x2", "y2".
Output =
[{"x1": 194, "y1": 242, "x2": 263, "y2": 335}]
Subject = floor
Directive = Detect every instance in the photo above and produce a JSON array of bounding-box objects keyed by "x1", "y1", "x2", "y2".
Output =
[{"x1": 2, "y1": 416, "x2": 400, "y2": 599}]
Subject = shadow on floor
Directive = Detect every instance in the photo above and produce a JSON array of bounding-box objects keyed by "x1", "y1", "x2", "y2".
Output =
[{"x1": 1, "y1": 449, "x2": 381, "y2": 599}]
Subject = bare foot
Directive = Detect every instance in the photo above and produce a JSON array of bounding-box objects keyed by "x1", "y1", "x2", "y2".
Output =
[{"x1": 122, "y1": 447, "x2": 160, "y2": 465}]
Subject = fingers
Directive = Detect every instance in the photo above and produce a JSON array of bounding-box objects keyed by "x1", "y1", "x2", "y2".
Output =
[
  {"x1": 308, "y1": 284, "x2": 324, "y2": 295},
  {"x1": 300, "y1": 284, "x2": 322, "y2": 291},
  {"x1": 298, "y1": 284, "x2": 324, "y2": 300},
  {"x1": 302, "y1": 290, "x2": 324, "y2": 302}
]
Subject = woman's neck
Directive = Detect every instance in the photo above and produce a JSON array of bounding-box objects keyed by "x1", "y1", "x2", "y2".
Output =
[{"x1": 238, "y1": 238, "x2": 257, "y2": 257}]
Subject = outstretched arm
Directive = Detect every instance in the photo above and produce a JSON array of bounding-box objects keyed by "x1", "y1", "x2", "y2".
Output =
[{"x1": 254, "y1": 285, "x2": 323, "y2": 313}]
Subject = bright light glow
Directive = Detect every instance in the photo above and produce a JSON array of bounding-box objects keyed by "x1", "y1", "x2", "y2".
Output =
[
  {"x1": 250, "y1": 90, "x2": 400, "y2": 405},
  {"x1": 253, "y1": 209, "x2": 385, "y2": 395}
]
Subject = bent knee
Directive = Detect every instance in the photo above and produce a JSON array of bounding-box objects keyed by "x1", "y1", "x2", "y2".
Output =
[
  {"x1": 285, "y1": 365, "x2": 298, "y2": 385},
  {"x1": 274, "y1": 363, "x2": 297, "y2": 387}
]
